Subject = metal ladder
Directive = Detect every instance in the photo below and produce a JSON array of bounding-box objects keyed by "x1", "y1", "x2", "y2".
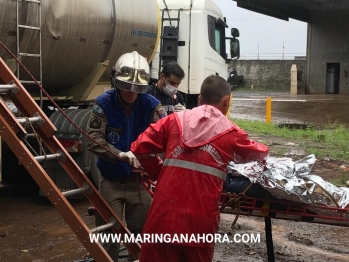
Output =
[
  {"x1": 0, "y1": 58, "x2": 141, "y2": 261},
  {"x1": 16, "y1": 0, "x2": 43, "y2": 107},
  {"x1": 158, "y1": 8, "x2": 182, "y2": 75}
]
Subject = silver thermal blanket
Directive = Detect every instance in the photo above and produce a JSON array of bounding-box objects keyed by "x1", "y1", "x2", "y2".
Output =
[{"x1": 227, "y1": 155, "x2": 349, "y2": 217}]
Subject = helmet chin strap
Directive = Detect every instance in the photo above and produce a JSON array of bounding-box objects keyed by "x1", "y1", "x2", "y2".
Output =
[{"x1": 117, "y1": 90, "x2": 137, "y2": 108}]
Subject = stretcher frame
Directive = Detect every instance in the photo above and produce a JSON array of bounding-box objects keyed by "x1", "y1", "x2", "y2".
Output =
[{"x1": 220, "y1": 194, "x2": 349, "y2": 227}]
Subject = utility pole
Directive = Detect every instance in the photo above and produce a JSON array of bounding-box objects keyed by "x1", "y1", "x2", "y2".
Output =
[{"x1": 282, "y1": 42, "x2": 284, "y2": 60}]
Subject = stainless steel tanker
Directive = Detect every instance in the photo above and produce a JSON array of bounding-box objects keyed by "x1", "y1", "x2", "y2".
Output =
[{"x1": 0, "y1": 0, "x2": 159, "y2": 97}]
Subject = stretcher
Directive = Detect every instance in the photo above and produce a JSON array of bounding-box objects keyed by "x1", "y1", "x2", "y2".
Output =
[
  {"x1": 139, "y1": 174, "x2": 349, "y2": 262},
  {"x1": 140, "y1": 174, "x2": 349, "y2": 227}
]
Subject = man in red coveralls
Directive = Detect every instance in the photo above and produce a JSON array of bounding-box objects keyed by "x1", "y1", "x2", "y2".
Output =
[{"x1": 130, "y1": 75, "x2": 269, "y2": 262}]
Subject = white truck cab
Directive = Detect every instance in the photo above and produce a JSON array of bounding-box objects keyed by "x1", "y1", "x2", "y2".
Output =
[{"x1": 152, "y1": 0, "x2": 240, "y2": 108}]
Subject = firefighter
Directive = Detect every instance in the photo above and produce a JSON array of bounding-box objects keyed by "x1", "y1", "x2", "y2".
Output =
[
  {"x1": 86, "y1": 51, "x2": 166, "y2": 260},
  {"x1": 131, "y1": 75, "x2": 269, "y2": 262},
  {"x1": 147, "y1": 61, "x2": 186, "y2": 115}
]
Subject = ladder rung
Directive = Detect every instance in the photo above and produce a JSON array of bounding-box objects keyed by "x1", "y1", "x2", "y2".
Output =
[
  {"x1": 20, "y1": 80, "x2": 41, "y2": 84},
  {"x1": 161, "y1": 36, "x2": 178, "y2": 39},
  {"x1": 160, "y1": 53, "x2": 178, "y2": 57},
  {"x1": 0, "y1": 83, "x2": 18, "y2": 93},
  {"x1": 34, "y1": 153, "x2": 63, "y2": 162},
  {"x1": 24, "y1": 0, "x2": 41, "y2": 3},
  {"x1": 17, "y1": 116, "x2": 43, "y2": 124},
  {"x1": 62, "y1": 187, "x2": 89, "y2": 198},
  {"x1": 18, "y1": 25, "x2": 41, "y2": 31},
  {"x1": 18, "y1": 53, "x2": 41, "y2": 57},
  {"x1": 90, "y1": 221, "x2": 116, "y2": 234},
  {"x1": 25, "y1": 133, "x2": 37, "y2": 138},
  {"x1": 162, "y1": 18, "x2": 179, "y2": 21}
]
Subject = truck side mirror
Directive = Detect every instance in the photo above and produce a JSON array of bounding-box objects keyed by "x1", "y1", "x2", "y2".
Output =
[
  {"x1": 230, "y1": 38, "x2": 240, "y2": 60},
  {"x1": 231, "y1": 28, "x2": 240, "y2": 38}
]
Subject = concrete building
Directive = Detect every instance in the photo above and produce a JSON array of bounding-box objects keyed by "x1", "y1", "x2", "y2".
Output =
[{"x1": 233, "y1": 0, "x2": 349, "y2": 95}]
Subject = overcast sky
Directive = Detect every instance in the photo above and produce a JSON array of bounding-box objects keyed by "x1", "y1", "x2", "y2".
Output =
[{"x1": 212, "y1": 0, "x2": 308, "y2": 60}]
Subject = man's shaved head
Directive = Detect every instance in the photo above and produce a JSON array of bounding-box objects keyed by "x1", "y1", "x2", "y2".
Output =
[{"x1": 200, "y1": 75, "x2": 231, "y2": 105}]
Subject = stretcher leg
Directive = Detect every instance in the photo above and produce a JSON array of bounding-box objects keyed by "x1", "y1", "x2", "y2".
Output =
[{"x1": 265, "y1": 217, "x2": 275, "y2": 262}]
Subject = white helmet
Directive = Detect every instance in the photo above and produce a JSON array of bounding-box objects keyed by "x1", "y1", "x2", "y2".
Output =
[{"x1": 114, "y1": 51, "x2": 150, "y2": 93}]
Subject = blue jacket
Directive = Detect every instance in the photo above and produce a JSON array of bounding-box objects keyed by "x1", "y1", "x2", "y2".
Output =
[{"x1": 95, "y1": 89, "x2": 160, "y2": 180}]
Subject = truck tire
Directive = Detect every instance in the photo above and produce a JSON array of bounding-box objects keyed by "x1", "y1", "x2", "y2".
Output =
[{"x1": 43, "y1": 109, "x2": 97, "y2": 194}]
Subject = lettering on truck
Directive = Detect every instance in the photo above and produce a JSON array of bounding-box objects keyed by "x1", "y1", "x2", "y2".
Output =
[{"x1": 131, "y1": 29, "x2": 157, "y2": 38}]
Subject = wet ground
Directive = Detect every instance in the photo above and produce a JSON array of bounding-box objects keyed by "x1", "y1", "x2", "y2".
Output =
[
  {"x1": 0, "y1": 185, "x2": 95, "y2": 262},
  {"x1": 1, "y1": 180, "x2": 348, "y2": 262},
  {"x1": 214, "y1": 214, "x2": 349, "y2": 262},
  {"x1": 230, "y1": 92, "x2": 349, "y2": 128},
  {"x1": 1, "y1": 91, "x2": 349, "y2": 262}
]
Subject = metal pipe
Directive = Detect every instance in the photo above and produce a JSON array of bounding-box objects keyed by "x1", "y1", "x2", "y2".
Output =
[
  {"x1": 17, "y1": 116, "x2": 42, "y2": 124},
  {"x1": 0, "y1": 84, "x2": 17, "y2": 89},
  {"x1": 34, "y1": 152, "x2": 62, "y2": 162},
  {"x1": 18, "y1": 53, "x2": 41, "y2": 57},
  {"x1": 90, "y1": 221, "x2": 116, "y2": 234},
  {"x1": 25, "y1": 133, "x2": 37, "y2": 138},
  {"x1": 62, "y1": 187, "x2": 88, "y2": 198},
  {"x1": 25, "y1": 0, "x2": 41, "y2": 3},
  {"x1": 18, "y1": 25, "x2": 40, "y2": 30}
]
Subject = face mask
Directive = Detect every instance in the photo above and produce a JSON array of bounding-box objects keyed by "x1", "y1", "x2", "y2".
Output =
[{"x1": 163, "y1": 84, "x2": 177, "y2": 96}]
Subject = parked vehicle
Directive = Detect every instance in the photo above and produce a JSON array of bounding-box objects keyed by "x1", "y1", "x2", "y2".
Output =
[
  {"x1": 228, "y1": 69, "x2": 244, "y2": 88},
  {"x1": 0, "y1": 0, "x2": 240, "y2": 189}
]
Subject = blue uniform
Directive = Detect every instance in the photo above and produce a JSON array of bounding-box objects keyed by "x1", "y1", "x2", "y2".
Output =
[
  {"x1": 86, "y1": 88, "x2": 166, "y2": 260},
  {"x1": 92, "y1": 89, "x2": 162, "y2": 180}
]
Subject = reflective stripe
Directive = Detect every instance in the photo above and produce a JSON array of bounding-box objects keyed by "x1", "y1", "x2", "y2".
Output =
[
  {"x1": 163, "y1": 105, "x2": 175, "y2": 112},
  {"x1": 163, "y1": 158, "x2": 226, "y2": 181}
]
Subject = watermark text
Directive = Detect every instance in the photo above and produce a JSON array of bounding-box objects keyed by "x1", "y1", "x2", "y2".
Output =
[{"x1": 89, "y1": 233, "x2": 260, "y2": 244}]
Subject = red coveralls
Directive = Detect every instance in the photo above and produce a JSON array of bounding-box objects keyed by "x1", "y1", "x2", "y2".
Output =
[{"x1": 131, "y1": 105, "x2": 269, "y2": 262}]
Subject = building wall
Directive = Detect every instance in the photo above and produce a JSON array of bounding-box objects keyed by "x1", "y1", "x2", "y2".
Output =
[
  {"x1": 307, "y1": 10, "x2": 349, "y2": 94},
  {"x1": 228, "y1": 60, "x2": 306, "y2": 91}
]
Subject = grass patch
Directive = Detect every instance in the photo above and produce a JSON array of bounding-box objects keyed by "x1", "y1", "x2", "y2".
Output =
[
  {"x1": 231, "y1": 119, "x2": 349, "y2": 161},
  {"x1": 328, "y1": 174, "x2": 349, "y2": 187}
]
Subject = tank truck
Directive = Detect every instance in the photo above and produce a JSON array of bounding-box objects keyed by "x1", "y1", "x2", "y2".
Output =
[{"x1": 0, "y1": 0, "x2": 240, "y2": 189}]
